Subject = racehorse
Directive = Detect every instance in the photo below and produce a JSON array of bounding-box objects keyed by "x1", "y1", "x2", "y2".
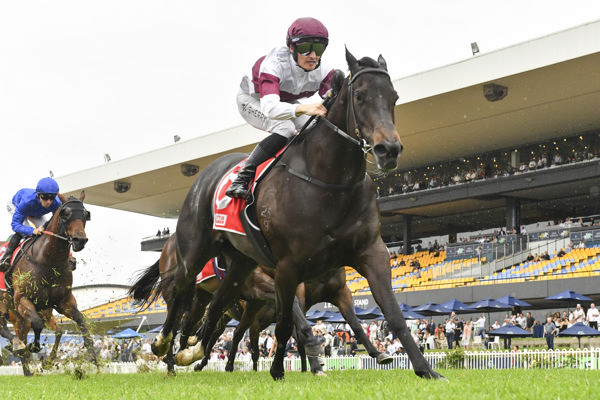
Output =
[
  {"x1": 171, "y1": 49, "x2": 442, "y2": 380},
  {"x1": 7, "y1": 192, "x2": 97, "y2": 376},
  {"x1": 129, "y1": 235, "x2": 324, "y2": 375}
]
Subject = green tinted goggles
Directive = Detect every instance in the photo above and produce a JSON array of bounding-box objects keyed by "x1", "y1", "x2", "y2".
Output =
[{"x1": 295, "y1": 41, "x2": 327, "y2": 57}]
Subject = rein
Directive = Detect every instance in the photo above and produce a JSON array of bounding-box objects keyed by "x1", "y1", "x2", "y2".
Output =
[
  {"x1": 42, "y1": 230, "x2": 71, "y2": 243},
  {"x1": 255, "y1": 66, "x2": 392, "y2": 192}
]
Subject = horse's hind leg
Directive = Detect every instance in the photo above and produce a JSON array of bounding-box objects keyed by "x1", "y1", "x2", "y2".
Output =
[{"x1": 355, "y1": 242, "x2": 442, "y2": 380}]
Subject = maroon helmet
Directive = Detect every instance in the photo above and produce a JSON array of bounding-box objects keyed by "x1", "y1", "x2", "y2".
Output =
[{"x1": 286, "y1": 17, "x2": 329, "y2": 47}]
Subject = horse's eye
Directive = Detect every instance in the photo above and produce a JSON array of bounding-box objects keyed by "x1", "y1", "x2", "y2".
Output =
[{"x1": 354, "y1": 91, "x2": 365, "y2": 104}]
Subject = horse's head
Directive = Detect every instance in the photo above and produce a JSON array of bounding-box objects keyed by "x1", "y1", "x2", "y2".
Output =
[
  {"x1": 56, "y1": 191, "x2": 91, "y2": 252},
  {"x1": 333, "y1": 48, "x2": 403, "y2": 171}
]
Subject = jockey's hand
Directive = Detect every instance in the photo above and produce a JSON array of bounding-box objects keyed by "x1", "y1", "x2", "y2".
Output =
[
  {"x1": 32, "y1": 226, "x2": 44, "y2": 235},
  {"x1": 296, "y1": 103, "x2": 327, "y2": 118}
]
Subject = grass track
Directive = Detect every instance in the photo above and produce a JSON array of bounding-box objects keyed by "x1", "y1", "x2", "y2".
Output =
[{"x1": 0, "y1": 368, "x2": 598, "y2": 400}]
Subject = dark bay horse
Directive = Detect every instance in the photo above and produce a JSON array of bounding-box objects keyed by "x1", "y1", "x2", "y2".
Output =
[
  {"x1": 7, "y1": 192, "x2": 97, "y2": 376},
  {"x1": 129, "y1": 235, "x2": 324, "y2": 375},
  {"x1": 172, "y1": 49, "x2": 442, "y2": 380}
]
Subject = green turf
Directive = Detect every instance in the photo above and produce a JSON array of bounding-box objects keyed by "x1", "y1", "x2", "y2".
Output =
[{"x1": 0, "y1": 368, "x2": 598, "y2": 400}]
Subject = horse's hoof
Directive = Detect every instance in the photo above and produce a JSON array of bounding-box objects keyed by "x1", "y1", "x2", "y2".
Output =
[
  {"x1": 187, "y1": 336, "x2": 198, "y2": 346},
  {"x1": 175, "y1": 343, "x2": 204, "y2": 366},
  {"x1": 376, "y1": 353, "x2": 394, "y2": 365},
  {"x1": 27, "y1": 343, "x2": 41, "y2": 353},
  {"x1": 151, "y1": 332, "x2": 173, "y2": 357},
  {"x1": 12, "y1": 339, "x2": 25, "y2": 352},
  {"x1": 313, "y1": 370, "x2": 327, "y2": 377},
  {"x1": 270, "y1": 366, "x2": 285, "y2": 381}
]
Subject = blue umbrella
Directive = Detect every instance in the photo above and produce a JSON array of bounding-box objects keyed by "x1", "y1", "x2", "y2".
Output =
[
  {"x1": 545, "y1": 290, "x2": 592, "y2": 301},
  {"x1": 112, "y1": 328, "x2": 144, "y2": 338},
  {"x1": 398, "y1": 303, "x2": 414, "y2": 312},
  {"x1": 545, "y1": 290, "x2": 593, "y2": 311},
  {"x1": 147, "y1": 325, "x2": 163, "y2": 333},
  {"x1": 226, "y1": 319, "x2": 239, "y2": 327},
  {"x1": 324, "y1": 312, "x2": 347, "y2": 323},
  {"x1": 306, "y1": 310, "x2": 335, "y2": 322},
  {"x1": 439, "y1": 299, "x2": 474, "y2": 314},
  {"x1": 559, "y1": 322, "x2": 600, "y2": 348},
  {"x1": 376, "y1": 310, "x2": 426, "y2": 321},
  {"x1": 412, "y1": 302, "x2": 452, "y2": 316},
  {"x1": 354, "y1": 306, "x2": 382, "y2": 319},
  {"x1": 470, "y1": 297, "x2": 512, "y2": 312},
  {"x1": 486, "y1": 323, "x2": 532, "y2": 337},
  {"x1": 496, "y1": 295, "x2": 532, "y2": 308},
  {"x1": 470, "y1": 298, "x2": 512, "y2": 326}
]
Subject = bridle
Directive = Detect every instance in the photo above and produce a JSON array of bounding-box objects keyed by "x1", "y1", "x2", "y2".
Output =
[
  {"x1": 269, "y1": 66, "x2": 395, "y2": 191},
  {"x1": 320, "y1": 67, "x2": 393, "y2": 156},
  {"x1": 44, "y1": 199, "x2": 90, "y2": 245}
]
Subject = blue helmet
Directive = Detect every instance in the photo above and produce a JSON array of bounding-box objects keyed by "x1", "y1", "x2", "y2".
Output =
[{"x1": 36, "y1": 177, "x2": 59, "y2": 194}]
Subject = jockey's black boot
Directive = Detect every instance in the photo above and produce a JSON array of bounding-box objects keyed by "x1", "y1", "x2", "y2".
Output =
[
  {"x1": 226, "y1": 133, "x2": 288, "y2": 199},
  {"x1": 0, "y1": 233, "x2": 22, "y2": 273}
]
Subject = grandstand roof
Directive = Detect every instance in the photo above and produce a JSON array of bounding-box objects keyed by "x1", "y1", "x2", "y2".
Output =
[{"x1": 56, "y1": 20, "x2": 600, "y2": 222}]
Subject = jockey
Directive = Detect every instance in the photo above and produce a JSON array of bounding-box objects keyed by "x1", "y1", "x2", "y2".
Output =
[
  {"x1": 0, "y1": 177, "x2": 61, "y2": 271},
  {"x1": 226, "y1": 17, "x2": 335, "y2": 199}
]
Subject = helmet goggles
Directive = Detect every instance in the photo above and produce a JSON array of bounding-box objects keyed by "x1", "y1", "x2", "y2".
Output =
[
  {"x1": 293, "y1": 37, "x2": 328, "y2": 57},
  {"x1": 38, "y1": 193, "x2": 57, "y2": 201}
]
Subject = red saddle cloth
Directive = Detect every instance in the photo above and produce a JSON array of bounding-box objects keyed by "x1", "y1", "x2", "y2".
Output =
[
  {"x1": 212, "y1": 156, "x2": 277, "y2": 235},
  {"x1": 196, "y1": 257, "x2": 226, "y2": 284},
  {"x1": 0, "y1": 241, "x2": 25, "y2": 292}
]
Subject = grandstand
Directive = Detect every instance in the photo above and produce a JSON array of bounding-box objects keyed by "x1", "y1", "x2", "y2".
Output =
[{"x1": 55, "y1": 20, "x2": 600, "y2": 324}]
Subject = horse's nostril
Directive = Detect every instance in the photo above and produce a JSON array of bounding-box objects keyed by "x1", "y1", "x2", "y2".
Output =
[{"x1": 373, "y1": 144, "x2": 388, "y2": 158}]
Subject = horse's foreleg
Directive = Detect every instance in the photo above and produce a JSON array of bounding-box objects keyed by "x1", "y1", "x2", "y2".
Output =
[
  {"x1": 58, "y1": 297, "x2": 98, "y2": 366},
  {"x1": 356, "y1": 244, "x2": 443, "y2": 380},
  {"x1": 291, "y1": 297, "x2": 324, "y2": 375},
  {"x1": 335, "y1": 286, "x2": 393, "y2": 365},
  {"x1": 270, "y1": 265, "x2": 298, "y2": 381}
]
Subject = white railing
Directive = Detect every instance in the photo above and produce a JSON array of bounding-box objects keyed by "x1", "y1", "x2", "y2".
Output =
[{"x1": 2, "y1": 348, "x2": 599, "y2": 375}]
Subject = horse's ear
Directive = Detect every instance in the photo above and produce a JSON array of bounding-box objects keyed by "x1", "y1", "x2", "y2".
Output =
[
  {"x1": 58, "y1": 193, "x2": 66, "y2": 204},
  {"x1": 79, "y1": 190, "x2": 86, "y2": 202},
  {"x1": 330, "y1": 69, "x2": 345, "y2": 95},
  {"x1": 345, "y1": 46, "x2": 359, "y2": 73},
  {"x1": 378, "y1": 54, "x2": 388, "y2": 71}
]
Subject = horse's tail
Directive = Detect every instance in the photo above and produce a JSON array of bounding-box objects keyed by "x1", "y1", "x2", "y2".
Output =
[{"x1": 129, "y1": 259, "x2": 162, "y2": 310}]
